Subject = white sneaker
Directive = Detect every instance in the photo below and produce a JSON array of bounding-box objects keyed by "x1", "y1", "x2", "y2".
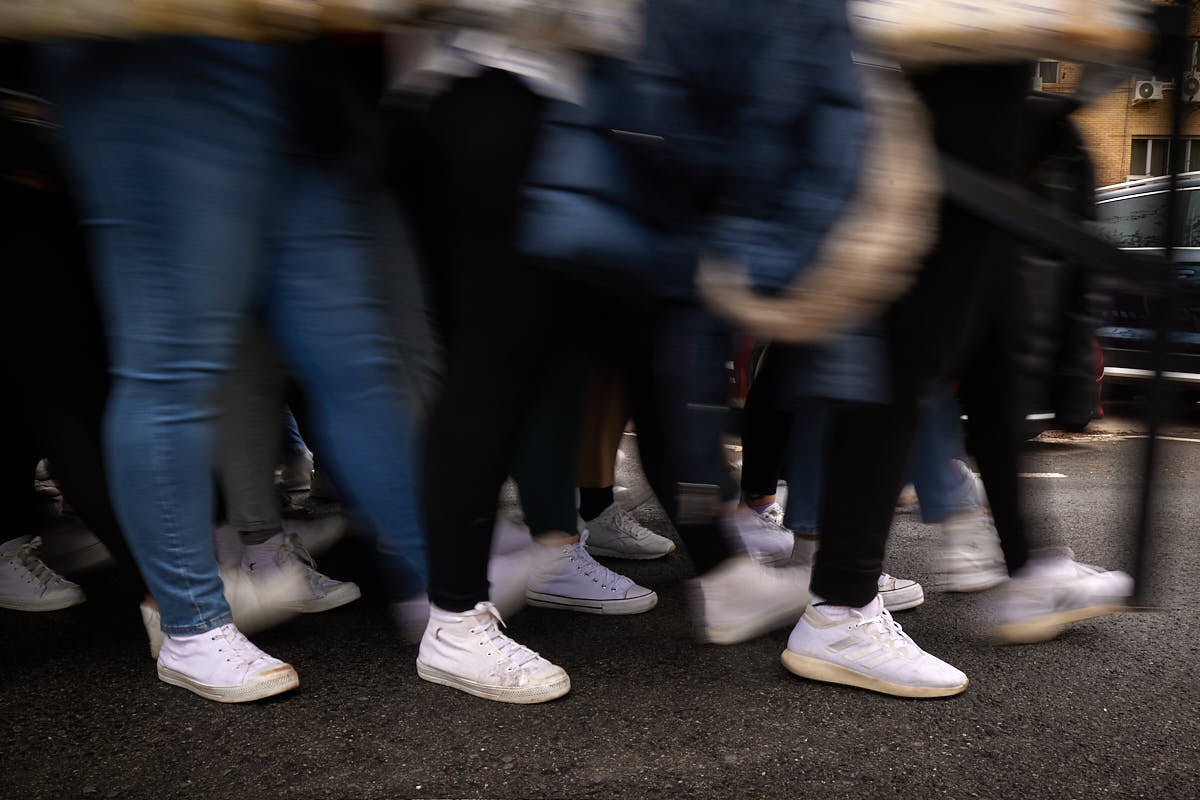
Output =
[
  {"x1": 690, "y1": 555, "x2": 811, "y2": 644},
  {"x1": 31, "y1": 516, "x2": 113, "y2": 575},
  {"x1": 723, "y1": 505, "x2": 794, "y2": 566},
  {"x1": 782, "y1": 595, "x2": 969, "y2": 698},
  {"x1": 156, "y1": 623, "x2": 299, "y2": 703},
  {"x1": 527, "y1": 532, "x2": 658, "y2": 615},
  {"x1": 878, "y1": 573, "x2": 925, "y2": 612},
  {"x1": 219, "y1": 562, "x2": 305, "y2": 635},
  {"x1": 936, "y1": 511, "x2": 1008, "y2": 592},
  {"x1": 581, "y1": 504, "x2": 675, "y2": 560},
  {"x1": 242, "y1": 532, "x2": 361, "y2": 614},
  {"x1": 0, "y1": 536, "x2": 86, "y2": 611},
  {"x1": 488, "y1": 517, "x2": 536, "y2": 618},
  {"x1": 989, "y1": 550, "x2": 1132, "y2": 644},
  {"x1": 141, "y1": 602, "x2": 164, "y2": 659},
  {"x1": 416, "y1": 602, "x2": 570, "y2": 704}
]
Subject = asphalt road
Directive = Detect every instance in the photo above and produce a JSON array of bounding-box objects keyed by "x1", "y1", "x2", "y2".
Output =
[{"x1": 4, "y1": 402, "x2": 1199, "y2": 800}]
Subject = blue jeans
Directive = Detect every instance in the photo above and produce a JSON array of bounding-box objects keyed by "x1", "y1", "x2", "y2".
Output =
[
  {"x1": 42, "y1": 38, "x2": 427, "y2": 634},
  {"x1": 783, "y1": 385, "x2": 979, "y2": 532}
]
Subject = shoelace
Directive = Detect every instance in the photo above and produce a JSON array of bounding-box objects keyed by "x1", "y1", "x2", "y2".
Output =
[
  {"x1": 759, "y1": 503, "x2": 786, "y2": 528},
  {"x1": 569, "y1": 535, "x2": 632, "y2": 591},
  {"x1": 209, "y1": 624, "x2": 271, "y2": 670},
  {"x1": 469, "y1": 604, "x2": 542, "y2": 670},
  {"x1": 849, "y1": 607, "x2": 918, "y2": 657},
  {"x1": 10, "y1": 537, "x2": 62, "y2": 591},
  {"x1": 610, "y1": 508, "x2": 651, "y2": 540}
]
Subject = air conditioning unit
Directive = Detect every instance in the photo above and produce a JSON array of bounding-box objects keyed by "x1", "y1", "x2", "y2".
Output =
[
  {"x1": 1132, "y1": 79, "x2": 1164, "y2": 104},
  {"x1": 1184, "y1": 71, "x2": 1200, "y2": 104}
]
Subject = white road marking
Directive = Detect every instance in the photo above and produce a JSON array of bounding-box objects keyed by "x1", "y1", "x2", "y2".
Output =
[{"x1": 1019, "y1": 472, "x2": 1067, "y2": 478}]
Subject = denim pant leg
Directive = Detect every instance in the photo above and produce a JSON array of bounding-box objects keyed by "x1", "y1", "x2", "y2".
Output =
[
  {"x1": 782, "y1": 404, "x2": 829, "y2": 536},
  {"x1": 282, "y1": 406, "x2": 309, "y2": 453},
  {"x1": 217, "y1": 322, "x2": 287, "y2": 536},
  {"x1": 265, "y1": 153, "x2": 427, "y2": 599},
  {"x1": 43, "y1": 39, "x2": 287, "y2": 633},
  {"x1": 910, "y1": 384, "x2": 979, "y2": 523}
]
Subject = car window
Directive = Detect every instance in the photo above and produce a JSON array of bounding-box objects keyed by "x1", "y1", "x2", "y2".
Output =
[
  {"x1": 1096, "y1": 192, "x2": 1166, "y2": 247},
  {"x1": 1190, "y1": 190, "x2": 1200, "y2": 247},
  {"x1": 1095, "y1": 188, "x2": 1200, "y2": 248}
]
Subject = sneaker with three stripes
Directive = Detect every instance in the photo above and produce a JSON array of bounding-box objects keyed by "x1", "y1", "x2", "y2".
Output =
[{"x1": 781, "y1": 594, "x2": 968, "y2": 698}]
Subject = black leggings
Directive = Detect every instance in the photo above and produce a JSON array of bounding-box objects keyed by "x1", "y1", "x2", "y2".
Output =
[
  {"x1": 811, "y1": 65, "x2": 1035, "y2": 608},
  {"x1": 410, "y1": 71, "x2": 734, "y2": 612}
]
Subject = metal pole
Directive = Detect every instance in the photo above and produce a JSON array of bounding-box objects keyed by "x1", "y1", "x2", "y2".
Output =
[{"x1": 1132, "y1": 0, "x2": 1190, "y2": 606}]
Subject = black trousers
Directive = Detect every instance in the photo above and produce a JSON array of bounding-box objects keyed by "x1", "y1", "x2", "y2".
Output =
[
  {"x1": 811, "y1": 65, "x2": 1035, "y2": 607},
  {"x1": 410, "y1": 71, "x2": 735, "y2": 612}
]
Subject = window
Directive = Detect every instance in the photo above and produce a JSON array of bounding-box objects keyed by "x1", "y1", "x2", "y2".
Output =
[
  {"x1": 1096, "y1": 192, "x2": 1168, "y2": 247},
  {"x1": 1096, "y1": 188, "x2": 1200, "y2": 248},
  {"x1": 1037, "y1": 60, "x2": 1061, "y2": 85},
  {"x1": 1130, "y1": 139, "x2": 1200, "y2": 177},
  {"x1": 1131, "y1": 139, "x2": 1171, "y2": 177}
]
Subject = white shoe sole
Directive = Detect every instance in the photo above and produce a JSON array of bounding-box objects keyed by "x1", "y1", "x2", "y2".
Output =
[
  {"x1": 290, "y1": 582, "x2": 362, "y2": 614},
  {"x1": 989, "y1": 603, "x2": 1127, "y2": 644},
  {"x1": 781, "y1": 649, "x2": 969, "y2": 698},
  {"x1": 415, "y1": 659, "x2": 570, "y2": 704},
  {"x1": 526, "y1": 589, "x2": 658, "y2": 615},
  {"x1": 880, "y1": 585, "x2": 925, "y2": 612},
  {"x1": 584, "y1": 542, "x2": 675, "y2": 561},
  {"x1": 0, "y1": 591, "x2": 86, "y2": 612},
  {"x1": 157, "y1": 663, "x2": 299, "y2": 703}
]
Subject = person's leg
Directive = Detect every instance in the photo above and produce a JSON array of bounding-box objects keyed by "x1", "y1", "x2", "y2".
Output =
[
  {"x1": 41, "y1": 37, "x2": 301, "y2": 702},
  {"x1": 740, "y1": 348, "x2": 799, "y2": 506},
  {"x1": 624, "y1": 303, "x2": 811, "y2": 644},
  {"x1": 511, "y1": 356, "x2": 589, "y2": 538},
  {"x1": 909, "y1": 384, "x2": 975, "y2": 524},
  {"x1": 913, "y1": 383, "x2": 1008, "y2": 593},
  {"x1": 218, "y1": 322, "x2": 290, "y2": 547},
  {"x1": 42, "y1": 38, "x2": 284, "y2": 636},
  {"x1": 572, "y1": 361, "x2": 676, "y2": 560},
  {"x1": 510, "y1": 353, "x2": 659, "y2": 614},
  {"x1": 784, "y1": 65, "x2": 1032, "y2": 698},
  {"x1": 958, "y1": 310, "x2": 1033, "y2": 576},
  {"x1": 1, "y1": 156, "x2": 131, "y2": 606},
  {"x1": 576, "y1": 364, "x2": 627, "y2": 519},
  {"x1": 264, "y1": 143, "x2": 426, "y2": 603}
]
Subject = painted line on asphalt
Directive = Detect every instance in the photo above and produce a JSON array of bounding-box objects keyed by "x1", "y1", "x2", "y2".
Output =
[
  {"x1": 1113, "y1": 434, "x2": 1200, "y2": 444},
  {"x1": 1018, "y1": 472, "x2": 1067, "y2": 478}
]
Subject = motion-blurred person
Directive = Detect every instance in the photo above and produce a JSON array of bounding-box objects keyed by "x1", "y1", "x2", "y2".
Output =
[
  {"x1": 36, "y1": 36, "x2": 428, "y2": 703},
  {"x1": 411, "y1": 0, "x2": 860, "y2": 703},
  {"x1": 778, "y1": 66, "x2": 1131, "y2": 700},
  {"x1": 740, "y1": 373, "x2": 1005, "y2": 599},
  {"x1": 0, "y1": 43, "x2": 146, "y2": 613}
]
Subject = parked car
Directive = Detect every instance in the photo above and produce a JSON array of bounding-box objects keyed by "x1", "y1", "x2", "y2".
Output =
[{"x1": 1093, "y1": 171, "x2": 1200, "y2": 387}]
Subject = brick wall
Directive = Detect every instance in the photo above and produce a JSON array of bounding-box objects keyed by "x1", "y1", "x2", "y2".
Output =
[{"x1": 1038, "y1": 3, "x2": 1200, "y2": 187}]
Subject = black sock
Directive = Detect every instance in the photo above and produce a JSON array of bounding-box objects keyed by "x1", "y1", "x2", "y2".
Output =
[
  {"x1": 578, "y1": 486, "x2": 616, "y2": 521},
  {"x1": 240, "y1": 527, "x2": 283, "y2": 546}
]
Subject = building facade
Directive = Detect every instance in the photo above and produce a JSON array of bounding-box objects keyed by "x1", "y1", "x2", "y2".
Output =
[{"x1": 1039, "y1": 6, "x2": 1200, "y2": 188}]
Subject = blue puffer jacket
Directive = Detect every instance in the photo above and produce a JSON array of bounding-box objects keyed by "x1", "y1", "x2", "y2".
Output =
[{"x1": 519, "y1": 0, "x2": 866, "y2": 302}]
